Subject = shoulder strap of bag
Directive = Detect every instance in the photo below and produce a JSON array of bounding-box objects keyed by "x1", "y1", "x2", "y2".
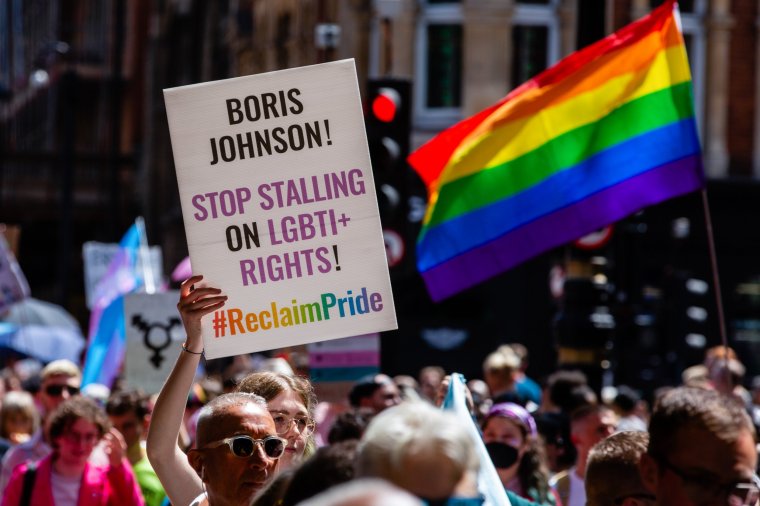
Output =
[{"x1": 20, "y1": 461, "x2": 37, "y2": 506}]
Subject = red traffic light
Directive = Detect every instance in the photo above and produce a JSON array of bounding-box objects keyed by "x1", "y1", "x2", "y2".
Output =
[{"x1": 371, "y1": 87, "x2": 401, "y2": 123}]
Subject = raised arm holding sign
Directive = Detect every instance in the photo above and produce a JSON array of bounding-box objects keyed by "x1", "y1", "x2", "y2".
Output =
[{"x1": 150, "y1": 60, "x2": 397, "y2": 505}]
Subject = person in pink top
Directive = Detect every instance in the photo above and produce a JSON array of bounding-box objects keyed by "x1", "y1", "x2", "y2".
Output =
[{"x1": 1, "y1": 396, "x2": 144, "y2": 506}]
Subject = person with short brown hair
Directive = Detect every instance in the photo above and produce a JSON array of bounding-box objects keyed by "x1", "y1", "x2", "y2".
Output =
[
  {"x1": 347, "y1": 374, "x2": 401, "y2": 414},
  {"x1": 585, "y1": 431, "x2": 653, "y2": 506},
  {"x1": 550, "y1": 404, "x2": 617, "y2": 506},
  {"x1": 640, "y1": 387, "x2": 759, "y2": 506},
  {"x1": 106, "y1": 390, "x2": 166, "y2": 506}
]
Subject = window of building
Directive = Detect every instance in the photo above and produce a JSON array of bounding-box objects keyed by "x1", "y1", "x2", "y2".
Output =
[
  {"x1": 414, "y1": 1, "x2": 463, "y2": 128},
  {"x1": 676, "y1": 0, "x2": 706, "y2": 137},
  {"x1": 426, "y1": 24, "x2": 462, "y2": 108},
  {"x1": 512, "y1": 25, "x2": 549, "y2": 86},
  {"x1": 510, "y1": 1, "x2": 560, "y2": 88},
  {"x1": 401, "y1": 0, "x2": 559, "y2": 129}
]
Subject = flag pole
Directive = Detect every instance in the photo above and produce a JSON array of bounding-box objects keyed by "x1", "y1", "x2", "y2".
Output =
[
  {"x1": 136, "y1": 216, "x2": 156, "y2": 294},
  {"x1": 700, "y1": 189, "x2": 728, "y2": 351}
]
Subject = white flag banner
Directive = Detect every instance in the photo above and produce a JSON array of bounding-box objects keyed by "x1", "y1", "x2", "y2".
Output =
[
  {"x1": 82, "y1": 242, "x2": 163, "y2": 309},
  {"x1": 165, "y1": 59, "x2": 397, "y2": 359}
]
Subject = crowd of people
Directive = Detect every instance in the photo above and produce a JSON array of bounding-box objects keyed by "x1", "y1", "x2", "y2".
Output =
[{"x1": 0, "y1": 275, "x2": 759, "y2": 505}]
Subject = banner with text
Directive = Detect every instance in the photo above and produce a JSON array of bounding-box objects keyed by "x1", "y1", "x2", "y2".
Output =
[{"x1": 165, "y1": 59, "x2": 397, "y2": 359}]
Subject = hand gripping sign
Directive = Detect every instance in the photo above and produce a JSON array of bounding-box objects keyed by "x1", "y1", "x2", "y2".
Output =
[{"x1": 164, "y1": 59, "x2": 397, "y2": 359}]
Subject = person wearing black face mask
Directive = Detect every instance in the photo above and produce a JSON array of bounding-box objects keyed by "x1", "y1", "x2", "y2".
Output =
[{"x1": 482, "y1": 403, "x2": 560, "y2": 506}]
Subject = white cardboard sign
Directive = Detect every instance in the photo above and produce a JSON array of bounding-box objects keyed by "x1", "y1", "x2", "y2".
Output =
[
  {"x1": 124, "y1": 291, "x2": 185, "y2": 393},
  {"x1": 82, "y1": 242, "x2": 163, "y2": 309},
  {"x1": 164, "y1": 59, "x2": 397, "y2": 359}
]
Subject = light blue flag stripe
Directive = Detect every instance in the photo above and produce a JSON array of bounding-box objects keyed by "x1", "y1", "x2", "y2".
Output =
[{"x1": 82, "y1": 222, "x2": 144, "y2": 388}]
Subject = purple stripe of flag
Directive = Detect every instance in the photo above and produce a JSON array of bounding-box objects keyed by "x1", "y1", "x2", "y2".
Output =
[{"x1": 421, "y1": 155, "x2": 704, "y2": 301}]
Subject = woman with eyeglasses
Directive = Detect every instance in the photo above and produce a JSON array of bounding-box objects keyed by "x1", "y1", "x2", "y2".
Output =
[
  {"x1": 482, "y1": 403, "x2": 560, "y2": 506},
  {"x1": 235, "y1": 371, "x2": 317, "y2": 470},
  {"x1": 1, "y1": 396, "x2": 143, "y2": 506},
  {"x1": 147, "y1": 275, "x2": 305, "y2": 505}
]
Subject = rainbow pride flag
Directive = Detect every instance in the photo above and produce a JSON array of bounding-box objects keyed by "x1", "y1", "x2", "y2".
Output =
[{"x1": 409, "y1": 0, "x2": 704, "y2": 301}]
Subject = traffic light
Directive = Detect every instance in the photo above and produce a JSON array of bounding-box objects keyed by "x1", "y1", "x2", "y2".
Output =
[
  {"x1": 365, "y1": 78, "x2": 411, "y2": 179},
  {"x1": 365, "y1": 78, "x2": 415, "y2": 273}
]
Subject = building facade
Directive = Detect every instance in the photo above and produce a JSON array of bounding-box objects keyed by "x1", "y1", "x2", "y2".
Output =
[{"x1": 3, "y1": 0, "x2": 760, "y2": 387}]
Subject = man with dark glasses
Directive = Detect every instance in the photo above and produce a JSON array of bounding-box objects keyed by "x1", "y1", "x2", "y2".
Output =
[
  {"x1": 150, "y1": 391, "x2": 281, "y2": 506},
  {"x1": 640, "y1": 387, "x2": 760, "y2": 506},
  {"x1": 0, "y1": 359, "x2": 84, "y2": 493}
]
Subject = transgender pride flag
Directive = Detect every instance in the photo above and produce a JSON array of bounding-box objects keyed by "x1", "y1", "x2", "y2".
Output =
[
  {"x1": 409, "y1": 0, "x2": 704, "y2": 301},
  {"x1": 82, "y1": 223, "x2": 143, "y2": 387}
]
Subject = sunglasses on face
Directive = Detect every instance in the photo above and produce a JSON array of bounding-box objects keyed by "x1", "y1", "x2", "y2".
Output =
[
  {"x1": 201, "y1": 435, "x2": 287, "y2": 459},
  {"x1": 44, "y1": 385, "x2": 80, "y2": 397}
]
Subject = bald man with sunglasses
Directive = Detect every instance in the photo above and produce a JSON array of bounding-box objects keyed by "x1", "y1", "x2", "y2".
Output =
[
  {"x1": 189, "y1": 394, "x2": 285, "y2": 506},
  {"x1": 150, "y1": 391, "x2": 283, "y2": 506}
]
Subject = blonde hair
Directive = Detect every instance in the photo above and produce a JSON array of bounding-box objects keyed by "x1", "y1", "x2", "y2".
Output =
[
  {"x1": 41, "y1": 359, "x2": 81, "y2": 381},
  {"x1": 357, "y1": 401, "x2": 477, "y2": 488},
  {"x1": 0, "y1": 391, "x2": 39, "y2": 439},
  {"x1": 483, "y1": 349, "x2": 520, "y2": 378},
  {"x1": 235, "y1": 371, "x2": 316, "y2": 418}
]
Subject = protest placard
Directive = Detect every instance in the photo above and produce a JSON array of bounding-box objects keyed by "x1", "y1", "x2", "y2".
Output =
[
  {"x1": 82, "y1": 242, "x2": 163, "y2": 309},
  {"x1": 124, "y1": 291, "x2": 184, "y2": 393},
  {"x1": 165, "y1": 59, "x2": 397, "y2": 359}
]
